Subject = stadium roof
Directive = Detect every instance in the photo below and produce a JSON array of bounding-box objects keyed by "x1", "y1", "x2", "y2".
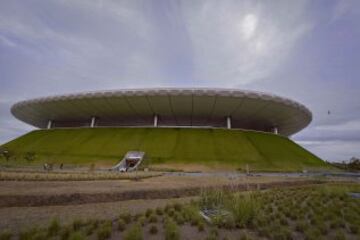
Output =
[{"x1": 11, "y1": 88, "x2": 312, "y2": 136}]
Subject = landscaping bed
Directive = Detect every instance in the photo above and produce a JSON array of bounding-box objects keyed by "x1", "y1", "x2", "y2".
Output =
[{"x1": 1, "y1": 183, "x2": 359, "y2": 240}]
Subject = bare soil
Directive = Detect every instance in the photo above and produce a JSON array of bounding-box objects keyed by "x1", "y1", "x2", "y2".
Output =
[{"x1": 0, "y1": 175, "x2": 324, "y2": 207}]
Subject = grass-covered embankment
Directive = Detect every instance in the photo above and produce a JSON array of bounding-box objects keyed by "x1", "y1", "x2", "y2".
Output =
[{"x1": 0, "y1": 127, "x2": 331, "y2": 171}]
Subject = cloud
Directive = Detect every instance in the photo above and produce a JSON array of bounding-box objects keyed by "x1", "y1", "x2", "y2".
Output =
[
  {"x1": 0, "y1": 35, "x2": 17, "y2": 47},
  {"x1": 296, "y1": 140, "x2": 360, "y2": 161},
  {"x1": 180, "y1": 0, "x2": 312, "y2": 86},
  {"x1": 0, "y1": 0, "x2": 359, "y2": 161},
  {"x1": 316, "y1": 120, "x2": 360, "y2": 131},
  {"x1": 331, "y1": 0, "x2": 360, "y2": 22}
]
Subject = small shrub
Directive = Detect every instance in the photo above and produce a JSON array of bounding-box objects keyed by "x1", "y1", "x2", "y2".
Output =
[
  {"x1": 156, "y1": 207, "x2": 163, "y2": 216},
  {"x1": 190, "y1": 216, "x2": 200, "y2": 226},
  {"x1": 164, "y1": 204, "x2": 172, "y2": 213},
  {"x1": 349, "y1": 224, "x2": 359, "y2": 234},
  {"x1": 72, "y1": 219, "x2": 84, "y2": 231},
  {"x1": 60, "y1": 227, "x2": 71, "y2": 240},
  {"x1": 334, "y1": 230, "x2": 346, "y2": 240},
  {"x1": 205, "y1": 228, "x2": 218, "y2": 240},
  {"x1": 167, "y1": 208, "x2": 175, "y2": 217},
  {"x1": 173, "y1": 203, "x2": 182, "y2": 212},
  {"x1": 295, "y1": 220, "x2": 308, "y2": 232},
  {"x1": 138, "y1": 216, "x2": 146, "y2": 226},
  {"x1": 174, "y1": 213, "x2": 184, "y2": 225},
  {"x1": 148, "y1": 214, "x2": 158, "y2": 223},
  {"x1": 225, "y1": 193, "x2": 261, "y2": 227},
  {"x1": 85, "y1": 219, "x2": 100, "y2": 236},
  {"x1": 205, "y1": 235, "x2": 217, "y2": 240},
  {"x1": 318, "y1": 222, "x2": 328, "y2": 235},
  {"x1": 133, "y1": 213, "x2": 142, "y2": 221},
  {"x1": 117, "y1": 219, "x2": 126, "y2": 232},
  {"x1": 69, "y1": 232, "x2": 86, "y2": 240},
  {"x1": 164, "y1": 219, "x2": 180, "y2": 240},
  {"x1": 304, "y1": 229, "x2": 321, "y2": 240},
  {"x1": 124, "y1": 224, "x2": 143, "y2": 240},
  {"x1": 197, "y1": 221, "x2": 205, "y2": 232},
  {"x1": 280, "y1": 217, "x2": 288, "y2": 226},
  {"x1": 149, "y1": 225, "x2": 158, "y2": 235},
  {"x1": 97, "y1": 222, "x2": 112, "y2": 240},
  {"x1": 120, "y1": 212, "x2": 132, "y2": 224},
  {"x1": 19, "y1": 227, "x2": 39, "y2": 240},
  {"x1": 239, "y1": 233, "x2": 252, "y2": 240},
  {"x1": 145, "y1": 209, "x2": 154, "y2": 218},
  {"x1": 258, "y1": 226, "x2": 271, "y2": 238},
  {"x1": 271, "y1": 227, "x2": 292, "y2": 240},
  {"x1": 0, "y1": 231, "x2": 12, "y2": 240},
  {"x1": 47, "y1": 218, "x2": 61, "y2": 236},
  {"x1": 223, "y1": 215, "x2": 236, "y2": 229}
]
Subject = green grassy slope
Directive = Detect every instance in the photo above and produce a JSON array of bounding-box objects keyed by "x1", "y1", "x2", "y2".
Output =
[{"x1": 0, "y1": 128, "x2": 330, "y2": 171}]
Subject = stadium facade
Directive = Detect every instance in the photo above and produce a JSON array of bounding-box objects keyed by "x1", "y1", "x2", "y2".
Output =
[{"x1": 11, "y1": 88, "x2": 312, "y2": 136}]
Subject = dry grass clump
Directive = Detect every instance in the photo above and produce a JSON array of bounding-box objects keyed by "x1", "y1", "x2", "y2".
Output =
[
  {"x1": 199, "y1": 188, "x2": 262, "y2": 228},
  {"x1": 117, "y1": 219, "x2": 126, "y2": 232},
  {"x1": 0, "y1": 230, "x2": 12, "y2": 240},
  {"x1": 149, "y1": 225, "x2": 158, "y2": 235},
  {"x1": 124, "y1": 224, "x2": 143, "y2": 240},
  {"x1": 119, "y1": 212, "x2": 132, "y2": 224},
  {"x1": 164, "y1": 218, "x2": 180, "y2": 240},
  {"x1": 3, "y1": 183, "x2": 360, "y2": 240},
  {"x1": 68, "y1": 231, "x2": 86, "y2": 240},
  {"x1": 96, "y1": 221, "x2": 112, "y2": 240},
  {"x1": 47, "y1": 218, "x2": 61, "y2": 236}
]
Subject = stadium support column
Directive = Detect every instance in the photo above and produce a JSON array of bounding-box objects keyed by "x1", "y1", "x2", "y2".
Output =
[
  {"x1": 226, "y1": 116, "x2": 232, "y2": 129},
  {"x1": 47, "y1": 120, "x2": 52, "y2": 129},
  {"x1": 90, "y1": 116, "x2": 97, "y2": 128},
  {"x1": 154, "y1": 114, "x2": 158, "y2": 127}
]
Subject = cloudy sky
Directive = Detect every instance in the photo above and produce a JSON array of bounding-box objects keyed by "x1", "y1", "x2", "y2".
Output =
[{"x1": 1, "y1": 0, "x2": 359, "y2": 162}]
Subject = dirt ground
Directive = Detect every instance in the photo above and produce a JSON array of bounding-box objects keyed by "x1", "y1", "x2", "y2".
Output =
[
  {"x1": 0, "y1": 174, "x2": 325, "y2": 208},
  {"x1": 0, "y1": 175, "x2": 310, "y2": 196},
  {"x1": 0, "y1": 197, "x2": 194, "y2": 232},
  {"x1": 0, "y1": 172, "x2": 356, "y2": 233}
]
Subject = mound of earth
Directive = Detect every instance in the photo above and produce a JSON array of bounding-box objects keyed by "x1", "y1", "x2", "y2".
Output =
[{"x1": 1, "y1": 128, "x2": 331, "y2": 172}]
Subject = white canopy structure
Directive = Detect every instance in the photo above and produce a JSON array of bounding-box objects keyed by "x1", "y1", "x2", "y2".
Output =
[{"x1": 11, "y1": 88, "x2": 312, "y2": 136}]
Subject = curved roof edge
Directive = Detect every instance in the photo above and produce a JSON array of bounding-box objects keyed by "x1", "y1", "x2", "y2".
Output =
[{"x1": 11, "y1": 88, "x2": 312, "y2": 118}]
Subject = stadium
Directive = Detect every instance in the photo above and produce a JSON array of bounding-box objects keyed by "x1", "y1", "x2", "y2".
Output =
[{"x1": 2, "y1": 88, "x2": 329, "y2": 171}]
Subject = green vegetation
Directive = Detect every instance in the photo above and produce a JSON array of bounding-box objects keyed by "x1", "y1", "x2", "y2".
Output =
[
  {"x1": 0, "y1": 230, "x2": 12, "y2": 240},
  {"x1": 47, "y1": 218, "x2": 61, "y2": 236},
  {"x1": 199, "y1": 188, "x2": 261, "y2": 228},
  {"x1": 124, "y1": 224, "x2": 143, "y2": 240},
  {"x1": 149, "y1": 225, "x2": 158, "y2": 235},
  {"x1": 1, "y1": 128, "x2": 330, "y2": 171},
  {"x1": 164, "y1": 218, "x2": 180, "y2": 240},
  {"x1": 2, "y1": 183, "x2": 360, "y2": 239}
]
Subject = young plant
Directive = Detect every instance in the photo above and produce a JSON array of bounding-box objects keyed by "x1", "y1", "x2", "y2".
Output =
[
  {"x1": 225, "y1": 193, "x2": 261, "y2": 227},
  {"x1": 145, "y1": 209, "x2": 154, "y2": 218},
  {"x1": 155, "y1": 207, "x2": 163, "y2": 216},
  {"x1": 124, "y1": 224, "x2": 143, "y2": 240},
  {"x1": 120, "y1": 212, "x2": 132, "y2": 224},
  {"x1": 164, "y1": 218, "x2": 180, "y2": 240},
  {"x1": 47, "y1": 218, "x2": 61, "y2": 236},
  {"x1": 69, "y1": 232, "x2": 86, "y2": 240},
  {"x1": 117, "y1": 219, "x2": 126, "y2": 232},
  {"x1": 149, "y1": 225, "x2": 158, "y2": 235},
  {"x1": 96, "y1": 221, "x2": 112, "y2": 240},
  {"x1": 148, "y1": 214, "x2": 158, "y2": 223},
  {"x1": 0, "y1": 230, "x2": 12, "y2": 240}
]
